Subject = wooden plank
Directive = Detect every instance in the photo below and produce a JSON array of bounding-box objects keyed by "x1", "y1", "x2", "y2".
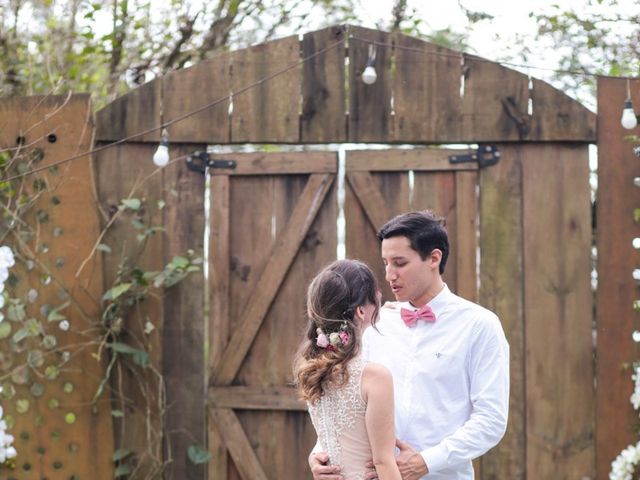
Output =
[
  {"x1": 212, "y1": 173, "x2": 335, "y2": 385},
  {"x1": 94, "y1": 79, "x2": 161, "y2": 142},
  {"x1": 209, "y1": 387, "x2": 305, "y2": 410},
  {"x1": 208, "y1": 151, "x2": 336, "y2": 175},
  {"x1": 348, "y1": 25, "x2": 393, "y2": 142},
  {"x1": 522, "y1": 144, "x2": 594, "y2": 479},
  {"x1": 478, "y1": 144, "x2": 526, "y2": 480},
  {"x1": 346, "y1": 148, "x2": 479, "y2": 172},
  {"x1": 231, "y1": 35, "x2": 301, "y2": 143},
  {"x1": 0, "y1": 94, "x2": 114, "y2": 480},
  {"x1": 301, "y1": 25, "x2": 347, "y2": 142},
  {"x1": 596, "y1": 76, "x2": 640, "y2": 480},
  {"x1": 455, "y1": 171, "x2": 478, "y2": 301},
  {"x1": 461, "y1": 55, "x2": 529, "y2": 142},
  {"x1": 95, "y1": 141, "x2": 165, "y2": 479},
  {"x1": 529, "y1": 78, "x2": 596, "y2": 142},
  {"x1": 161, "y1": 143, "x2": 207, "y2": 479},
  {"x1": 162, "y1": 51, "x2": 231, "y2": 143},
  {"x1": 393, "y1": 32, "x2": 462, "y2": 142},
  {"x1": 345, "y1": 171, "x2": 392, "y2": 232},
  {"x1": 209, "y1": 408, "x2": 269, "y2": 480},
  {"x1": 410, "y1": 171, "x2": 457, "y2": 290}
]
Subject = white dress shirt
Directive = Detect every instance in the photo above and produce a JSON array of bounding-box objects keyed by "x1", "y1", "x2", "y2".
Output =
[{"x1": 362, "y1": 284, "x2": 509, "y2": 479}]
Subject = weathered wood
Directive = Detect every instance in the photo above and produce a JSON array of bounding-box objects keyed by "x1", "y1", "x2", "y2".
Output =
[
  {"x1": 461, "y1": 55, "x2": 529, "y2": 142},
  {"x1": 348, "y1": 25, "x2": 393, "y2": 142},
  {"x1": 393, "y1": 32, "x2": 462, "y2": 142},
  {"x1": 162, "y1": 52, "x2": 231, "y2": 143},
  {"x1": 213, "y1": 173, "x2": 335, "y2": 385},
  {"x1": 410, "y1": 171, "x2": 458, "y2": 291},
  {"x1": 301, "y1": 25, "x2": 347, "y2": 142},
  {"x1": 95, "y1": 79, "x2": 161, "y2": 142},
  {"x1": 209, "y1": 408, "x2": 269, "y2": 480},
  {"x1": 161, "y1": 143, "x2": 207, "y2": 479},
  {"x1": 596, "y1": 76, "x2": 640, "y2": 480},
  {"x1": 208, "y1": 151, "x2": 336, "y2": 175},
  {"x1": 454, "y1": 171, "x2": 478, "y2": 301},
  {"x1": 530, "y1": 78, "x2": 597, "y2": 141},
  {"x1": 230, "y1": 35, "x2": 301, "y2": 143},
  {"x1": 210, "y1": 386, "x2": 306, "y2": 410},
  {"x1": 94, "y1": 141, "x2": 165, "y2": 478},
  {"x1": 345, "y1": 171, "x2": 392, "y2": 232},
  {"x1": 346, "y1": 148, "x2": 479, "y2": 171},
  {"x1": 522, "y1": 144, "x2": 594, "y2": 479},
  {"x1": 0, "y1": 94, "x2": 114, "y2": 480},
  {"x1": 479, "y1": 144, "x2": 526, "y2": 480}
]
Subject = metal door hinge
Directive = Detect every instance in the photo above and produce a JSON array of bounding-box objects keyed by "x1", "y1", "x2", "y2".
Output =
[
  {"x1": 449, "y1": 145, "x2": 500, "y2": 168},
  {"x1": 186, "y1": 151, "x2": 237, "y2": 174}
]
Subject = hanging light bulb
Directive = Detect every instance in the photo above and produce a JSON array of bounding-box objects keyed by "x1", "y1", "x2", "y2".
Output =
[
  {"x1": 153, "y1": 128, "x2": 170, "y2": 167},
  {"x1": 621, "y1": 79, "x2": 638, "y2": 130},
  {"x1": 621, "y1": 98, "x2": 638, "y2": 130},
  {"x1": 361, "y1": 44, "x2": 377, "y2": 85}
]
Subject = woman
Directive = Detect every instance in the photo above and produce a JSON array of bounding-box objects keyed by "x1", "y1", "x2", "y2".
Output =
[{"x1": 293, "y1": 260, "x2": 401, "y2": 480}]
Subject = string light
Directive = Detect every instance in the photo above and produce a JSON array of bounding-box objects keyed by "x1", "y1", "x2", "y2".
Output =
[
  {"x1": 361, "y1": 44, "x2": 377, "y2": 85},
  {"x1": 2, "y1": 33, "x2": 640, "y2": 182},
  {"x1": 152, "y1": 128, "x2": 170, "y2": 167},
  {"x1": 621, "y1": 79, "x2": 638, "y2": 130}
]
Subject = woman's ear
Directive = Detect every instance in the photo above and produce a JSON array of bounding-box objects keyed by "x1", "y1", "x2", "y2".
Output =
[{"x1": 355, "y1": 305, "x2": 366, "y2": 320}]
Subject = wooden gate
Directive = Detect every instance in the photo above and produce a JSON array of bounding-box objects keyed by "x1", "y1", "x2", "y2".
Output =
[{"x1": 207, "y1": 151, "x2": 337, "y2": 480}]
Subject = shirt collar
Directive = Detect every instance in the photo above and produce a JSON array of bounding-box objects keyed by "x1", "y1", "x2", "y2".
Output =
[{"x1": 398, "y1": 283, "x2": 452, "y2": 319}]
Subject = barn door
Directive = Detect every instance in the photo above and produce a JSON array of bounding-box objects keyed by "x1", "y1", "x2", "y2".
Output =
[
  {"x1": 207, "y1": 151, "x2": 337, "y2": 480},
  {"x1": 344, "y1": 148, "x2": 480, "y2": 303}
]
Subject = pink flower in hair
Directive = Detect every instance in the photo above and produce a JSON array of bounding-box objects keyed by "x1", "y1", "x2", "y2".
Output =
[
  {"x1": 316, "y1": 328, "x2": 329, "y2": 348},
  {"x1": 339, "y1": 331, "x2": 350, "y2": 345}
]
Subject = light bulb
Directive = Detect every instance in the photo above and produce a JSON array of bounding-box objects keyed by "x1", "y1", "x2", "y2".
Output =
[
  {"x1": 621, "y1": 99, "x2": 638, "y2": 129},
  {"x1": 153, "y1": 129, "x2": 170, "y2": 167},
  {"x1": 362, "y1": 65, "x2": 377, "y2": 85}
]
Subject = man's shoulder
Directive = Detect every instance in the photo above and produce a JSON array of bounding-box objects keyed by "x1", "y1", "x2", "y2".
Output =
[{"x1": 448, "y1": 292, "x2": 502, "y2": 328}]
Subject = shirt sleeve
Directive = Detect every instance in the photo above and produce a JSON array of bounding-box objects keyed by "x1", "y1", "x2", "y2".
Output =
[{"x1": 420, "y1": 312, "x2": 510, "y2": 473}]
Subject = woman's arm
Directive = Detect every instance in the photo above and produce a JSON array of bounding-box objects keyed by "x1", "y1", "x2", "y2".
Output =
[{"x1": 362, "y1": 363, "x2": 402, "y2": 480}]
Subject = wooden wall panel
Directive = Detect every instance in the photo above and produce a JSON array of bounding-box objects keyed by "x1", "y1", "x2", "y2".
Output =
[
  {"x1": 301, "y1": 25, "x2": 347, "y2": 142},
  {"x1": 230, "y1": 36, "x2": 301, "y2": 143},
  {"x1": 530, "y1": 79, "x2": 596, "y2": 141},
  {"x1": 95, "y1": 80, "x2": 161, "y2": 142},
  {"x1": 348, "y1": 26, "x2": 393, "y2": 142},
  {"x1": 596, "y1": 76, "x2": 640, "y2": 479},
  {"x1": 0, "y1": 94, "x2": 113, "y2": 479},
  {"x1": 479, "y1": 144, "x2": 526, "y2": 480},
  {"x1": 393, "y1": 33, "x2": 462, "y2": 142},
  {"x1": 161, "y1": 144, "x2": 207, "y2": 479},
  {"x1": 522, "y1": 144, "x2": 594, "y2": 479},
  {"x1": 162, "y1": 53, "x2": 231, "y2": 144},
  {"x1": 461, "y1": 55, "x2": 529, "y2": 142}
]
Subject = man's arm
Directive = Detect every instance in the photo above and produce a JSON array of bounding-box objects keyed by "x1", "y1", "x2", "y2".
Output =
[{"x1": 420, "y1": 314, "x2": 510, "y2": 474}]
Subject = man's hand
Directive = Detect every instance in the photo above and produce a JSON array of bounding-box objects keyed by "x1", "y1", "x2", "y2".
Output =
[
  {"x1": 309, "y1": 452, "x2": 343, "y2": 480},
  {"x1": 395, "y1": 439, "x2": 428, "y2": 480}
]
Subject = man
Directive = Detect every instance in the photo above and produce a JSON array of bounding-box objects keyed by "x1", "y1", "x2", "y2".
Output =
[{"x1": 309, "y1": 210, "x2": 509, "y2": 480}]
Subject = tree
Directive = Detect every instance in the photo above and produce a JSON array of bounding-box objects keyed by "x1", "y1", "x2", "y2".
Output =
[
  {"x1": 530, "y1": 0, "x2": 640, "y2": 105},
  {"x1": 0, "y1": 0, "x2": 358, "y2": 108}
]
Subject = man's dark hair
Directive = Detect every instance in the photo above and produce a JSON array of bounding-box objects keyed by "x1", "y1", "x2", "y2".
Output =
[{"x1": 376, "y1": 210, "x2": 449, "y2": 274}]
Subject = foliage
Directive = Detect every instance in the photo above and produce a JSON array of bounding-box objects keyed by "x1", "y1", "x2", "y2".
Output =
[
  {"x1": 530, "y1": 0, "x2": 640, "y2": 104},
  {"x1": 0, "y1": 0, "x2": 358, "y2": 108},
  {"x1": 0, "y1": 132, "x2": 202, "y2": 478}
]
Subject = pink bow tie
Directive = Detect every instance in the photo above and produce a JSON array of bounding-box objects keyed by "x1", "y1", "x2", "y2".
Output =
[{"x1": 400, "y1": 305, "x2": 436, "y2": 327}]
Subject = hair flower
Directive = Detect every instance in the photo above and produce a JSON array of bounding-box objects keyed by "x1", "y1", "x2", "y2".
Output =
[
  {"x1": 339, "y1": 331, "x2": 350, "y2": 345},
  {"x1": 329, "y1": 332, "x2": 341, "y2": 346},
  {"x1": 316, "y1": 328, "x2": 329, "y2": 348}
]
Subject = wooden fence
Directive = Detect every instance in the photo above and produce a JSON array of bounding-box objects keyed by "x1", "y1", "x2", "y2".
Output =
[{"x1": 1, "y1": 24, "x2": 635, "y2": 480}]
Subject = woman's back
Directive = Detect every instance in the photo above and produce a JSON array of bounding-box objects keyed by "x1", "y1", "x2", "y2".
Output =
[{"x1": 308, "y1": 357, "x2": 371, "y2": 480}]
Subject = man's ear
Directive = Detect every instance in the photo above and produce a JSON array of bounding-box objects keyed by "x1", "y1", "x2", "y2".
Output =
[{"x1": 430, "y1": 248, "x2": 442, "y2": 269}]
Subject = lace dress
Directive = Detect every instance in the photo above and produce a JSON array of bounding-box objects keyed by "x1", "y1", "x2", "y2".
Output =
[{"x1": 308, "y1": 357, "x2": 371, "y2": 480}]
